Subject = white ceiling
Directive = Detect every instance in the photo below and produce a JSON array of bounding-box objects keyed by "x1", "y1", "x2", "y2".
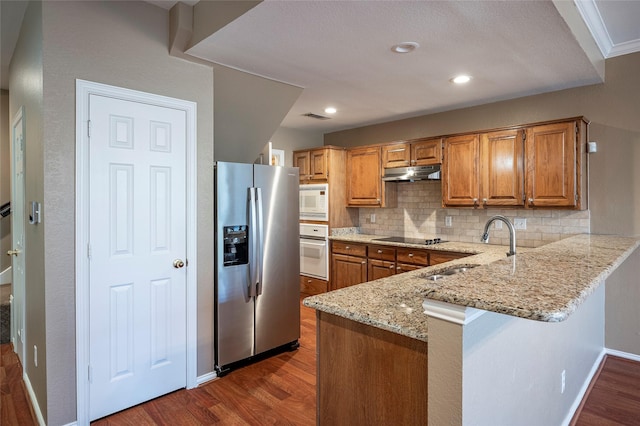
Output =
[{"x1": 2, "y1": 0, "x2": 640, "y2": 134}]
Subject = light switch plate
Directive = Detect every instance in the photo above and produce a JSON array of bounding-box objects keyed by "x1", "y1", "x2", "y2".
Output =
[
  {"x1": 514, "y1": 218, "x2": 526, "y2": 230},
  {"x1": 445, "y1": 216, "x2": 452, "y2": 227}
]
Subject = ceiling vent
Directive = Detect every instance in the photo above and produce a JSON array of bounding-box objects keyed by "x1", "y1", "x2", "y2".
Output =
[{"x1": 302, "y1": 112, "x2": 331, "y2": 120}]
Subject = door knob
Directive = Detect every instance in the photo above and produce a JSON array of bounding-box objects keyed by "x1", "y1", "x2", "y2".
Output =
[
  {"x1": 7, "y1": 249, "x2": 21, "y2": 256},
  {"x1": 173, "y1": 259, "x2": 185, "y2": 268}
]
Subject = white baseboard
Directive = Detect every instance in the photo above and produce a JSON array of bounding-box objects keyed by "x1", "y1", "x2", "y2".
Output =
[
  {"x1": 605, "y1": 347, "x2": 640, "y2": 362},
  {"x1": 0, "y1": 266, "x2": 11, "y2": 285},
  {"x1": 23, "y1": 370, "x2": 46, "y2": 426},
  {"x1": 561, "y1": 348, "x2": 607, "y2": 426},
  {"x1": 197, "y1": 371, "x2": 217, "y2": 386}
]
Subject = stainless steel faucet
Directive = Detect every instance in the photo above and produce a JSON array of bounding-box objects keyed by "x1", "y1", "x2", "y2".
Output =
[{"x1": 481, "y1": 215, "x2": 516, "y2": 256}]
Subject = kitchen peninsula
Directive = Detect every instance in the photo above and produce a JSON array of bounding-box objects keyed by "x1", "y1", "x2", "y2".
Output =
[{"x1": 303, "y1": 234, "x2": 640, "y2": 425}]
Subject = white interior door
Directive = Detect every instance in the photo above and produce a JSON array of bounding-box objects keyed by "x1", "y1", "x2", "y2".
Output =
[
  {"x1": 9, "y1": 107, "x2": 26, "y2": 363},
  {"x1": 88, "y1": 94, "x2": 188, "y2": 420}
]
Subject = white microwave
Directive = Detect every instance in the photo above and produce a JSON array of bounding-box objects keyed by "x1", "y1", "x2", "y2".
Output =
[{"x1": 299, "y1": 184, "x2": 328, "y2": 221}]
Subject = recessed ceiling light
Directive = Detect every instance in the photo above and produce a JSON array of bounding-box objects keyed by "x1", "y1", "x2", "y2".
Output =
[
  {"x1": 391, "y1": 42, "x2": 420, "y2": 54},
  {"x1": 451, "y1": 75, "x2": 472, "y2": 84},
  {"x1": 324, "y1": 107, "x2": 337, "y2": 114}
]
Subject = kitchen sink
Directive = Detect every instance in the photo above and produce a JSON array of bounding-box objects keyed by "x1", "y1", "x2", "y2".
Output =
[{"x1": 420, "y1": 264, "x2": 480, "y2": 281}]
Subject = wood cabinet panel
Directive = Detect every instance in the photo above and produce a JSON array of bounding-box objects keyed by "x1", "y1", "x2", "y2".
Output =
[
  {"x1": 525, "y1": 121, "x2": 577, "y2": 208},
  {"x1": 347, "y1": 146, "x2": 383, "y2": 206},
  {"x1": 331, "y1": 241, "x2": 367, "y2": 257},
  {"x1": 396, "y1": 263, "x2": 424, "y2": 273},
  {"x1": 396, "y1": 247, "x2": 429, "y2": 265},
  {"x1": 429, "y1": 251, "x2": 471, "y2": 265},
  {"x1": 310, "y1": 149, "x2": 328, "y2": 180},
  {"x1": 411, "y1": 138, "x2": 442, "y2": 166},
  {"x1": 331, "y1": 253, "x2": 367, "y2": 290},
  {"x1": 382, "y1": 142, "x2": 410, "y2": 168},
  {"x1": 317, "y1": 312, "x2": 428, "y2": 425},
  {"x1": 300, "y1": 275, "x2": 328, "y2": 296},
  {"x1": 368, "y1": 259, "x2": 396, "y2": 280},
  {"x1": 442, "y1": 134, "x2": 480, "y2": 207},
  {"x1": 368, "y1": 244, "x2": 396, "y2": 261},
  {"x1": 294, "y1": 151, "x2": 310, "y2": 180},
  {"x1": 480, "y1": 129, "x2": 524, "y2": 207}
]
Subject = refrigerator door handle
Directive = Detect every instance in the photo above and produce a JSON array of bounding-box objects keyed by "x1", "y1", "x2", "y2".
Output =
[
  {"x1": 249, "y1": 187, "x2": 259, "y2": 297},
  {"x1": 255, "y1": 187, "x2": 264, "y2": 296}
]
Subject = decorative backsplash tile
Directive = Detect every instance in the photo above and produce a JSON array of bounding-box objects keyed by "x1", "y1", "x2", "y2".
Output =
[{"x1": 358, "y1": 180, "x2": 590, "y2": 248}]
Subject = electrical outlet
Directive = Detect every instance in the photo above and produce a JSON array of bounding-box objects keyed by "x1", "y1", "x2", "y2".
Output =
[
  {"x1": 34, "y1": 345, "x2": 38, "y2": 367},
  {"x1": 514, "y1": 218, "x2": 526, "y2": 230},
  {"x1": 445, "y1": 216, "x2": 452, "y2": 227},
  {"x1": 370, "y1": 213, "x2": 376, "y2": 223},
  {"x1": 494, "y1": 221, "x2": 503, "y2": 230},
  {"x1": 561, "y1": 369, "x2": 566, "y2": 394}
]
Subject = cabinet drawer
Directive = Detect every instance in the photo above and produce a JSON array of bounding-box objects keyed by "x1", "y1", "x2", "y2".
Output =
[
  {"x1": 368, "y1": 245, "x2": 396, "y2": 261},
  {"x1": 300, "y1": 275, "x2": 328, "y2": 295},
  {"x1": 332, "y1": 241, "x2": 367, "y2": 257},
  {"x1": 396, "y1": 248, "x2": 429, "y2": 265},
  {"x1": 429, "y1": 251, "x2": 471, "y2": 265}
]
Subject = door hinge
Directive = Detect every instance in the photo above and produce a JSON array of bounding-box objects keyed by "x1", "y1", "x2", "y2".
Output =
[
  {"x1": 87, "y1": 243, "x2": 92, "y2": 260},
  {"x1": 88, "y1": 365, "x2": 93, "y2": 383},
  {"x1": 522, "y1": 131, "x2": 526, "y2": 142},
  {"x1": 88, "y1": 120, "x2": 91, "y2": 138}
]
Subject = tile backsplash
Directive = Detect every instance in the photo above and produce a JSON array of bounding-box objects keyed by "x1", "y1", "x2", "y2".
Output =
[{"x1": 358, "y1": 180, "x2": 590, "y2": 248}]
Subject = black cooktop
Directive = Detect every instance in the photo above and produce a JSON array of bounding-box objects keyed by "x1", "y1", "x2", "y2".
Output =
[{"x1": 373, "y1": 236, "x2": 447, "y2": 246}]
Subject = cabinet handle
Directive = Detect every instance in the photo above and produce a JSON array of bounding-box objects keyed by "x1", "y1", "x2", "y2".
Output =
[
  {"x1": 408, "y1": 253, "x2": 413, "y2": 257},
  {"x1": 361, "y1": 261, "x2": 366, "y2": 264},
  {"x1": 483, "y1": 198, "x2": 487, "y2": 205},
  {"x1": 307, "y1": 279, "x2": 312, "y2": 283},
  {"x1": 528, "y1": 198, "x2": 534, "y2": 206},
  {"x1": 345, "y1": 246, "x2": 350, "y2": 250},
  {"x1": 389, "y1": 264, "x2": 394, "y2": 269},
  {"x1": 377, "y1": 249, "x2": 383, "y2": 254},
  {"x1": 411, "y1": 160, "x2": 416, "y2": 164},
  {"x1": 473, "y1": 198, "x2": 478, "y2": 207},
  {"x1": 388, "y1": 148, "x2": 405, "y2": 153}
]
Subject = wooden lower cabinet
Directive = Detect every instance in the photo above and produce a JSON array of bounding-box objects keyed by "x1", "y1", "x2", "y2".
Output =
[
  {"x1": 430, "y1": 250, "x2": 471, "y2": 265},
  {"x1": 300, "y1": 275, "x2": 327, "y2": 296},
  {"x1": 367, "y1": 259, "x2": 396, "y2": 280},
  {"x1": 331, "y1": 253, "x2": 367, "y2": 291},
  {"x1": 317, "y1": 311, "x2": 428, "y2": 424}
]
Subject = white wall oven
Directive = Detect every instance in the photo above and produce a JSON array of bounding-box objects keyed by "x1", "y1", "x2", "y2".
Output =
[
  {"x1": 299, "y1": 183, "x2": 328, "y2": 221},
  {"x1": 300, "y1": 223, "x2": 329, "y2": 280}
]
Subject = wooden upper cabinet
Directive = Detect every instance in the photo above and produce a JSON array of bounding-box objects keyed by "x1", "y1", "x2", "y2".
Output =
[
  {"x1": 381, "y1": 138, "x2": 442, "y2": 168},
  {"x1": 347, "y1": 146, "x2": 397, "y2": 207},
  {"x1": 294, "y1": 148, "x2": 328, "y2": 182},
  {"x1": 480, "y1": 129, "x2": 525, "y2": 207},
  {"x1": 442, "y1": 134, "x2": 480, "y2": 207},
  {"x1": 411, "y1": 138, "x2": 442, "y2": 166},
  {"x1": 525, "y1": 121, "x2": 578, "y2": 208},
  {"x1": 294, "y1": 151, "x2": 310, "y2": 181},
  {"x1": 382, "y1": 143, "x2": 411, "y2": 168}
]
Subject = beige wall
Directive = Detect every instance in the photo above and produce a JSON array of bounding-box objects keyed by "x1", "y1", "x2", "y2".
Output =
[
  {"x1": 213, "y1": 65, "x2": 303, "y2": 163},
  {"x1": 270, "y1": 126, "x2": 324, "y2": 167},
  {"x1": 325, "y1": 53, "x2": 640, "y2": 238},
  {"x1": 605, "y1": 247, "x2": 640, "y2": 354},
  {"x1": 8, "y1": 0, "x2": 46, "y2": 420},
  {"x1": 1, "y1": 90, "x2": 10, "y2": 273},
  {"x1": 10, "y1": 1, "x2": 215, "y2": 424}
]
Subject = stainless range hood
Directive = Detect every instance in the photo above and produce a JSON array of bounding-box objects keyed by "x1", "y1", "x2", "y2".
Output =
[{"x1": 381, "y1": 165, "x2": 441, "y2": 182}]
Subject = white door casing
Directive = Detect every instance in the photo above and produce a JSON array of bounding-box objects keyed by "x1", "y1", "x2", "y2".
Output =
[
  {"x1": 75, "y1": 80, "x2": 197, "y2": 423},
  {"x1": 10, "y1": 107, "x2": 26, "y2": 364}
]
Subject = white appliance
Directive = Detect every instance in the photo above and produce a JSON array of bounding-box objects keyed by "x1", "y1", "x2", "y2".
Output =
[
  {"x1": 300, "y1": 223, "x2": 329, "y2": 280},
  {"x1": 299, "y1": 183, "x2": 328, "y2": 221}
]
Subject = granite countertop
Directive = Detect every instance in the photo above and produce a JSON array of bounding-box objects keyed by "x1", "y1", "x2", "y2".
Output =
[{"x1": 303, "y1": 234, "x2": 640, "y2": 342}]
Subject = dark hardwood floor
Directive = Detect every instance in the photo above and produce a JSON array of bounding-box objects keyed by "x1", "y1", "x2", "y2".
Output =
[{"x1": 2, "y1": 297, "x2": 640, "y2": 425}]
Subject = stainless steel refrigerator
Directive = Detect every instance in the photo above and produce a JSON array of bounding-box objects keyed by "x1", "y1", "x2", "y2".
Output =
[{"x1": 214, "y1": 161, "x2": 300, "y2": 374}]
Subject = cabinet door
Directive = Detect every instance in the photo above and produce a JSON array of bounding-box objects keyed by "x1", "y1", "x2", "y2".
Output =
[
  {"x1": 294, "y1": 151, "x2": 311, "y2": 181},
  {"x1": 310, "y1": 149, "x2": 328, "y2": 180},
  {"x1": 396, "y1": 263, "x2": 424, "y2": 274},
  {"x1": 331, "y1": 253, "x2": 367, "y2": 290},
  {"x1": 442, "y1": 134, "x2": 480, "y2": 207},
  {"x1": 411, "y1": 138, "x2": 442, "y2": 166},
  {"x1": 525, "y1": 121, "x2": 576, "y2": 208},
  {"x1": 368, "y1": 259, "x2": 396, "y2": 280},
  {"x1": 347, "y1": 146, "x2": 383, "y2": 206},
  {"x1": 382, "y1": 143, "x2": 410, "y2": 168},
  {"x1": 480, "y1": 129, "x2": 524, "y2": 207}
]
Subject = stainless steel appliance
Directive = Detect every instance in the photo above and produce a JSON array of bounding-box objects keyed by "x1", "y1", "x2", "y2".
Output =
[
  {"x1": 381, "y1": 165, "x2": 441, "y2": 182},
  {"x1": 373, "y1": 236, "x2": 448, "y2": 245},
  {"x1": 214, "y1": 162, "x2": 300, "y2": 375},
  {"x1": 299, "y1": 183, "x2": 328, "y2": 221},
  {"x1": 300, "y1": 223, "x2": 329, "y2": 280}
]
